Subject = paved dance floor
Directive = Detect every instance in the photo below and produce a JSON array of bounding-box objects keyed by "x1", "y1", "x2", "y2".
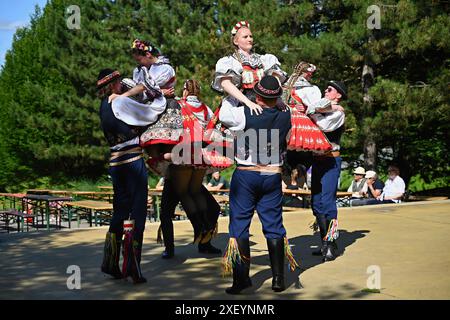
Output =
[{"x1": 1, "y1": 200, "x2": 449, "y2": 299}]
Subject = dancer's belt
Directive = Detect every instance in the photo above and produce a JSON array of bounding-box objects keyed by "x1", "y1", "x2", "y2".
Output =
[
  {"x1": 109, "y1": 147, "x2": 143, "y2": 167},
  {"x1": 237, "y1": 165, "x2": 282, "y2": 174},
  {"x1": 314, "y1": 151, "x2": 340, "y2": 158}
]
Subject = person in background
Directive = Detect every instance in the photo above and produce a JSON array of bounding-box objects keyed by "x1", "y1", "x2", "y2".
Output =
[
  {"x1": 366, "y1": 165, "x2": 405, "y2": 205},
  {"x1": 282, "y1": 168, "x2": 304, "y2": 208},
  {"x1": 350, "y1": 170, "x2": 384, "y2": 206},
  {"x1": 207, "y1": 171, "x2": 229, "y2": 190},
  {"x1": 347, "y1": 167, "x2": 367, "y2": 199}
]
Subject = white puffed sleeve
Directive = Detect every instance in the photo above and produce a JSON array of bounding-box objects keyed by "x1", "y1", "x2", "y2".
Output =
[
  {"x1": 310, "y1": 111, "x2": 345, "y2": 132},
  {"x1": 219, "y1": 97, "x2": 246, "y2": 131},
  {"x1": 212, "y1": 56, "x2": 243, "y2": 92},
  {"x1": 295, "y1": 85, "x2": 332, "y2": 114},
  {"x1": 111, "y1": 95, "x2": 166, "y2": 126},
  {"x1": 150, "y1": 64, "x2": 176, "y2": 88},
  {"x1": 261, "y1": 54, "x2": 288, "y2": 84}
]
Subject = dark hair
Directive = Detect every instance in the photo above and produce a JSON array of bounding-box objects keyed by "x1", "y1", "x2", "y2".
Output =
[
  {"x1": 256, "y1": 95, "x2": 277, "y2": 107},
  {"x1": 183, "y1": 79, "x2": 201, "y2": 97}
]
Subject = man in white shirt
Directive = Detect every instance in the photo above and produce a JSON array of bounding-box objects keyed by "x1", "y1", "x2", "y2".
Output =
[
  {"x1": 219, "y1": 76, "x2": 298, "y2": 294},
  {"x1": 366, "y1": 165, "x2": 405, "y2": 205}
]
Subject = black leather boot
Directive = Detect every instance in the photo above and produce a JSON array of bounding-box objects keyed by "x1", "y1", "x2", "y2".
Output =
[
  {"x1": 130, "y1": 239, "x2": 147, "y2": 284},
  {"x1": 267, "y1": 238, "x2": 286, "y2": 292},
  {"x1": 324, "y1": 241, "x2": 339, "y2": 262},
  {"x1": 312, "y1": 215, "x2": 328, "y2": 256},
  {"x1": 198, "y1": 240, "x2": 222, "y2": 254},
  {"x1": 162, "y1": 246, "x2": 174, "y2": 259},
  {"x1": 101, "y1": 232, "x2": 123, "y2": 279},
  {"x1": 323, "y1": 219, "x2": 339, "y2": 262},
  {"x1": 225, "y1": 238, "x2": 252, "y2": 294}
]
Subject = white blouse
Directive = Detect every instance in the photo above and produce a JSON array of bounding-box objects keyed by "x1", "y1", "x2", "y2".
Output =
[{"x1": 212, "y1": 50, "x2": 287, "y2": 92}]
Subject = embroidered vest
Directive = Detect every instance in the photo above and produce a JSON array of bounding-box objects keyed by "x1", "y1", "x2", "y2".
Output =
[
  {"x1": 99, "y1": 98, "x2": 142, "y2": 148},
  {"x1": 238, "y1": 107, "x2": 291, "y2": 165}
]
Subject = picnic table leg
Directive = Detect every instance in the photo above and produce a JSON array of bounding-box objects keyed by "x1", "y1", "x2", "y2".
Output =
[
  {"x1": 94, "y1": 209, "x2": 98, "y2": 226},
  {"x1": 68, "y1": 207, "x2": 72, "y2": 229},
  {"x1": 46, "y1": 201, "x2": 50, "y2": 231},
  {"x1": 155, "y1": 196, "x2": 160, "y2": 222},
  {"x1": 89, "y1": 208, "x2": 93, "y2": 227},
  {"x1": 77, "y1": 209, "x2": 81, "y2": 228}
]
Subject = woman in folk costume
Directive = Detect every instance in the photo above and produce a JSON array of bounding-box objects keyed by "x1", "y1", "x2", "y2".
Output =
[
  {"x1": 282, "y1": 62, "x2": 334, "y2": 152},
  {"x1": 98, "y1": 68, "x2": 162, "y2": 284},
  {"x1": 212, "y1": 21, "x2": 288, "y2": 115},
  {"x1": 158, "y1": 79, "x2": 226, "y2": 258},
  {"x1": 111, "y1": 39, "x2": 183, "y2": 172}
]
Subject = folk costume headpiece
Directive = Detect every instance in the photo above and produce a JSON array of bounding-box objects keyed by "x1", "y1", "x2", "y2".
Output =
[
  {"x1": 131, "y1": 39, "x2": 162, "y2": 57},
  {"x1": 253, "y1": 75, "x2": 282, "y2": 99},
  {"x1": 97, "y1": 69, "x2": 121, "y2": 90},
  {"x1": 231, "y1": 21, "x2": 250, "y2": 36},
  {"x1": 131, "y1": 39, "x2": 153, "y2": 52}
]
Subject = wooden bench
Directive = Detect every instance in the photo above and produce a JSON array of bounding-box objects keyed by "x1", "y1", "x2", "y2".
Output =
[
  {"x1": 0, "y1": 209, "x2": 36, "y2": 233},
  {"x1": 64, "y1": 200, "x2": 113, "y2": 228}
]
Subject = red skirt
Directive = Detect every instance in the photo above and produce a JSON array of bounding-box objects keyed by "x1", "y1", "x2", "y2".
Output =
[{"x1": 288, "y1": 107, "x2": 332, "y2": 152}]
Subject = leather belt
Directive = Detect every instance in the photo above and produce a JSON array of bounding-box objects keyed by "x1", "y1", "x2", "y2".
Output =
[
  {"x1": 237, "y1": 165, "x2": 282, "y2": 174},
  {"x1": 314, "y1": 151, "x2": 340, "y2": 158}
]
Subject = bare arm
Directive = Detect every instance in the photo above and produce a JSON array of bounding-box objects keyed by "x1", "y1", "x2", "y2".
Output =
[{"x1": 221, "y1": 78, "x2": 263, "y2": 115}]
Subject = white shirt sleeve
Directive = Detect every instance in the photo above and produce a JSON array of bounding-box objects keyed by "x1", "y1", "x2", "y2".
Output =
[
  {"x1": 347, "y1": 183, "x2": 353, "y2": 193},
  {"x1": 111, "y1": 95, "x2": 166, "y2": 126},
  {"x1": 219, "y1": 98, "x2": 246, "y2": 131},
  {"x1": 310, "y1": 111, "x2": 345, "y2": 132},
  {"x1": 151, "y1": 64, "x2": 176, "y2": 88}
]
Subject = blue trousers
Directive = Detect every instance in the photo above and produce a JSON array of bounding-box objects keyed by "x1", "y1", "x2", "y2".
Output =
[
  {"x1": 311, "y1": 156, "x2": 342, "y2": 220},
  {"x1": 109, "y1": 156, "x2": 148, "y2": 240},
  {"x1": 229, "y1": 169, "x2": 286, "y2": 239}
]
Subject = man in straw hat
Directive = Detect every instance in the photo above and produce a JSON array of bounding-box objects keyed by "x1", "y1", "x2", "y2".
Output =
[
  {"x1": 347, "y1": 166, "x2": 368, "y2": 199},
  {"x1": 219, "y1": 75, "x2": 299, "y2": 294}
]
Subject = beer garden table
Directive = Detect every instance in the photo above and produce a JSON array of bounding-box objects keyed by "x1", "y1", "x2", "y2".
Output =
[{"x1": 22, "y1": 194, "x2": 73, "y2": 230}]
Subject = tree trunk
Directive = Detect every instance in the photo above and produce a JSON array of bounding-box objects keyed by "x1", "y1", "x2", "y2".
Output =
[{"x1": 362, "y1": 34, "x2": 376, "y2": 170}]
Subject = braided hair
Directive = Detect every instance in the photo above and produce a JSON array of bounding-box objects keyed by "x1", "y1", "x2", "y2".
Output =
[
  {"x1": 283, "y1": 61, "x2": 315, "y2": 103},
  {"x1": 183, "y1": 79, "x2": 201, "y2": 97}
]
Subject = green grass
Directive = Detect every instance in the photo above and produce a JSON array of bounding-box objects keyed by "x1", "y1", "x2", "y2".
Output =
[{"x1": 361, "y1": 288, "x2": 381, "y2": 294}]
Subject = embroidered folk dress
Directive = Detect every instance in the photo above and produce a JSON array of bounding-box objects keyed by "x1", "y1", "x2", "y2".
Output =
[{"x1": 285, "y1": 77, "x2": 333, "y2": 152}]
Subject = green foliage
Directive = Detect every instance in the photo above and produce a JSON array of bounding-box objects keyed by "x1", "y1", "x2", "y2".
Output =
[{"x1": 0, "y1": 0, "x2": 448, "y2": 192}]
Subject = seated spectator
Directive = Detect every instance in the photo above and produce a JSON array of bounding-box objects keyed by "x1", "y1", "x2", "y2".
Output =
[
  {"x1": 366, "y1": 165, "x2": 405, "y2": 205},
  {"x1": 207, "y1": 171, "x2": 229, "y2": 190},
  {"x1": 347, "y1": 167, "x2": 367, "y2": 198},
  {"x1": 282, "y1": 168, "x2": 304, "y2": 207},
  {"x1": 350, "y1": 170, "x2": 384, "y2": 206}
]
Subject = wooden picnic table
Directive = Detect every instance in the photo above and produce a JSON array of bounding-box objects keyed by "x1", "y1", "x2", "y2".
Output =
[
  {"x1": 70, "y1": 191, "x2": 114, "y2": 201},
  {"x1": 98, "y1": 186, "x2": 113, "y2": 190},
  {"x1": 64, "y1": 200, "x2": 113, "y2": 228},
  {"x1": 22, "y1": 194, "x2": 73, "y2": 230},
  {"x1": 0, "y1": 193, "x2": 26, "y2": 210}
]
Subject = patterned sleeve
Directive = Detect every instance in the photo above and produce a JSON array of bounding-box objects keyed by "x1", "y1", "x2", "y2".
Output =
[
  {"x1": 211, "y1": 56, "x2": 242, "y2": 92},
  {"x1": 139, "y1": 67, "x2": 162, "y2": 100},
  {"x1": 261, "y1": 54, "x2": 288, "y2": 84}
]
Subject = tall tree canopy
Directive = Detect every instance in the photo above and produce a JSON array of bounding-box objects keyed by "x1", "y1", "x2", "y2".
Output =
[{"x1": 0, "y1": 0, "x2": 448, "y2": 191}]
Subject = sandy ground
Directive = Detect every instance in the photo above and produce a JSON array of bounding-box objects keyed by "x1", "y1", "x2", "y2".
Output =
[{"x1": 0, "y1": 200, "x2": 449, "y2": 300}]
